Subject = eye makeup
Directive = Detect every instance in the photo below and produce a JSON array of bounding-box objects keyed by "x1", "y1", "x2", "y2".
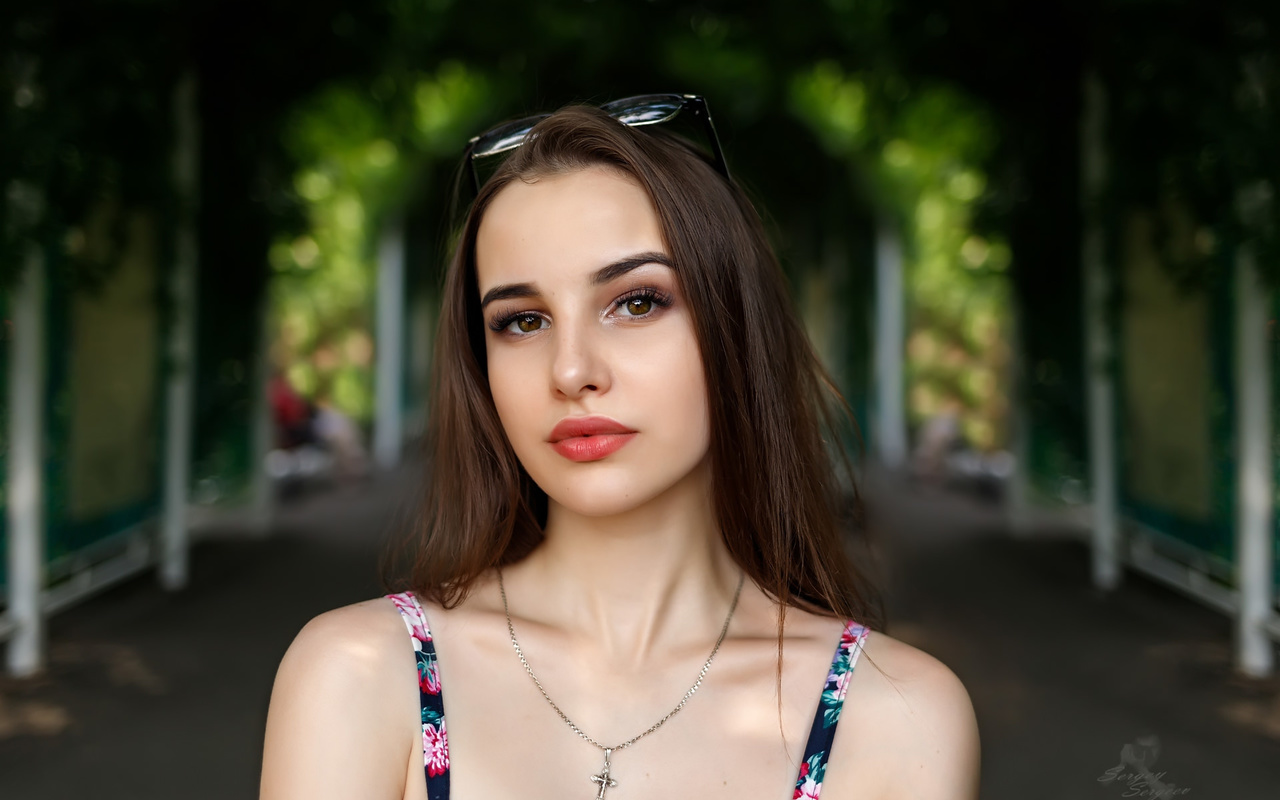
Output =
[{"x1": 487, "y1": 284, "x2": 676, "y2": 338}]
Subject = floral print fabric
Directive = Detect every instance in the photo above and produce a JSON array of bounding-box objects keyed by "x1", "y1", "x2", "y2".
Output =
[
  {"x1": 386, "y1": 591, "x2": 869, "y2": 799},
  {"x1": 794, "y1": 619, "x2": 870, "y2": 799},
  {"x1": 388, "y1": 591, "x2": 450, "y2": 800}
]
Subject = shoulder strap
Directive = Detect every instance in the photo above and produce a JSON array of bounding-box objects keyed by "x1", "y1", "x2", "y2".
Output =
[
  {"x1": 386, "y1": 592, "x2": 452, "y2": 800},
  {"x1": 793, "y1": 619, "x2": 871, "y2": 797}
]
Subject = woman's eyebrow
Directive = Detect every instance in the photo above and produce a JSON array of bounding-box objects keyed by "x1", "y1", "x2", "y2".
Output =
[{"x1": 479, "y1": 251, "x2": 673, "y2": 310}]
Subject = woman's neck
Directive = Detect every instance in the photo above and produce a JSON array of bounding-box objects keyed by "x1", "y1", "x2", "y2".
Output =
[{"x1": 504, "y1": 464, "x2": 743, "y2": 665}]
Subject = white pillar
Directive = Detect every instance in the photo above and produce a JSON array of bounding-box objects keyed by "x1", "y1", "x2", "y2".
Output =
[
  {"x1": 6, "y1": 230, "x2": 47, "y2": 677},
  {"x1": 374, "y1": 218, "x2": 406, "y2": 471},
  {"x1": 1234, "y1": 229, "x2": 1276, "y2": 678},
  {"x1": 1081, "y1": 71, "x2": 1121, "y2": 591},
  {"x1": 873, "y1": 213, "x2": 907, "y2": 468},
  {"x1": 160, "y1": 73, "x2": 199, "y2": 590}
]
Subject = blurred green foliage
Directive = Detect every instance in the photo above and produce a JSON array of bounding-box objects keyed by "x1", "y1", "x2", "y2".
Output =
[
  {"x1": 269, "y1": 63, "x2": 494, "y2": 418},
  {"x1": 793, "y1": 62, "x2": 1010, "y2": 448},
  {"x1": 0, "y1": 2, "x2": 180, "y2": 292},
  {"x1": 5, "y1": 0, "x2": 1280, "y2": 468},
  {"x1": 261, "y1": 0, "x2": 1021, "y2": 445}
]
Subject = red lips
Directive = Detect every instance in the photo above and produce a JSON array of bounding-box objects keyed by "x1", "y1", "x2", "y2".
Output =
[{"x1": 548, "y1": 415, "x2": 636, "y2": 443}]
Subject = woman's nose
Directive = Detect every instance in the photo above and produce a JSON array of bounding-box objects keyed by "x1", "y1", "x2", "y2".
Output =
[{"x1": 550, "y1": 313, "x2": 610, "y2": 398}]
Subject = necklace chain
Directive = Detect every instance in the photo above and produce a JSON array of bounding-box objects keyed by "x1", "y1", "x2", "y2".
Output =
[{"x1": 498, "y1": 568, "x2": 746, "y2": 753}]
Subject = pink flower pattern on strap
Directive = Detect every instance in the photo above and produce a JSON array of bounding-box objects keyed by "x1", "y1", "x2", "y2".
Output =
[
  {"x1": 423, "y1": 719, "x2": 449, "y2": 777},
  {"x1": 389, "y1": 593, "x2": 431, "y2": 647}
]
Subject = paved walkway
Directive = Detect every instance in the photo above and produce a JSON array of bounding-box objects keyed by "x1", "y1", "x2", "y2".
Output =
[
  {"x1": 1, "y1": 466, "x2": 1277, "y2": 798},
  {"x1": 870, "y1": 477, "x2": 1280, "y2": 798}
]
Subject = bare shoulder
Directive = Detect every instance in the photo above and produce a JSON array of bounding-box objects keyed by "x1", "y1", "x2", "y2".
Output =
[
  {"x1": 280, "y1": 597, "x2": 414, "y2": 673},
  {"x1": 826, "y1": 630, "x2": 981, "y2": 800},
  {"x1": 260, "y1": 596, "x2": 420, "y2": 800}
]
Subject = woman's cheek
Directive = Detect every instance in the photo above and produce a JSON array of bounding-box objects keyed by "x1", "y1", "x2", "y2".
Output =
[{"x1": 487, "y1": 361, "x2": 532, "y2": 446}]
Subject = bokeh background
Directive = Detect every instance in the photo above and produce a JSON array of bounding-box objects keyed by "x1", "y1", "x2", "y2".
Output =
[{"x1": 2, "y1": 0, "x2": 1280, "y2": 797}]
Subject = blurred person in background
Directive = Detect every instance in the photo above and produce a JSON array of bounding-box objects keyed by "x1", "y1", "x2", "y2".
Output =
[
  {"x1": 311, "y1": 396, "x2": 370, "y2": 480},
  {"x1": 911, "y1": 397, "x2": 964, "y2": 481},
  {"x1": 268, "y1": 372, "x2": 370, "y2": 491},
  {"x1": 270, "y1": 370, "x2": 316, "y2": 450},
  {"x1": 261, "y1": 97, "x2": 980, "y2": 800}
]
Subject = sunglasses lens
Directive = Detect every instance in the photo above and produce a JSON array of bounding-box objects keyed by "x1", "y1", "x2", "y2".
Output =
[
  {"x1": 472, "y1": 114, "x2": 550, "y2": 159},
  {"x1": 600, "y1": 94, "x2": 686, "y2": 126},
  {"x1": 463, "y1": 93, "x2": 726, "y2": 194}
]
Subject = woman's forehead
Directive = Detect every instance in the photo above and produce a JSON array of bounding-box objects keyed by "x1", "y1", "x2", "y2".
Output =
[{"x1": 475, "y1": 166, "x2": 667, "y2": 288}]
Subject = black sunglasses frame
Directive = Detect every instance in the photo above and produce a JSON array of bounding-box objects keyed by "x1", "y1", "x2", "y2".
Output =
[{"x1": 463, "y1": 93, "x2": 731, "y2": 196}]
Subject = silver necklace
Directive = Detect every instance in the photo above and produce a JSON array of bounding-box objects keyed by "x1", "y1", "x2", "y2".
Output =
[{"x1": 498, "y1": 568, "x2": 746, "y2": 799}]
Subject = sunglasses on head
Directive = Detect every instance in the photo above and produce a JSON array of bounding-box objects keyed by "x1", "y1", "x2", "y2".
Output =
[{"x1": 464, "y1": 93, "x2": 731, "y2": 195}]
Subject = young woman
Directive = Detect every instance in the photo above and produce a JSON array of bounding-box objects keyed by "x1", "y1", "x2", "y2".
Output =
[{"x1": 260, "y1": 95, "x2": 980, "y2": 800}]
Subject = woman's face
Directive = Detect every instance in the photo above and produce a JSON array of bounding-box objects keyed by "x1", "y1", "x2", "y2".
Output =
[{"x1": 475, "y1": 166, "x2": 711, "y2": 517}]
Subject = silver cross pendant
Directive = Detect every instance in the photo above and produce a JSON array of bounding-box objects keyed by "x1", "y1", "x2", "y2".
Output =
[{"x1": 590, "y1": 748, "x2": 618, "y2": 800}]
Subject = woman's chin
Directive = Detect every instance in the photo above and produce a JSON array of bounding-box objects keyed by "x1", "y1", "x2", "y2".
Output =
[{"x1": 538, "y1": 475, "x2": 667, "y2": 519}]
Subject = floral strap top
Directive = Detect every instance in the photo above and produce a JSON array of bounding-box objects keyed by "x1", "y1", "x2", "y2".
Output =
[{"x1": 387, "y1": 591, "x2": 870, "y2": 800}]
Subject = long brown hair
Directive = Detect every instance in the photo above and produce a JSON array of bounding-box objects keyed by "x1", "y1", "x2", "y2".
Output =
[{"x1": 389, "y1": 104, "x2": 885, "y2": 639}]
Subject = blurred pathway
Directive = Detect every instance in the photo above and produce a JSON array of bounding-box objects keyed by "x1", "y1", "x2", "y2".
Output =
[
  {"x1": 867, "y1": 474, "x2": 1280, "y2": 799},
  {"x1": 0, "y1": 467, "x2": 420, "y2": 799},
  {"x1": 0, "y1": 465, "x2": 1277, "y2": 798}
]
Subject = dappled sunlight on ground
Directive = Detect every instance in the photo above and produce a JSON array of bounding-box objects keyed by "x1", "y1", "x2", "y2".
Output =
[{"x1": 0, "y1": 694, "x2": 70, "y2": 738}]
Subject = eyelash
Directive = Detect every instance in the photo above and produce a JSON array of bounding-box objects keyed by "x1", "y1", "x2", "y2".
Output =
[{"x1": 488, "y1": 286, "x2": 675, "y2": 337}]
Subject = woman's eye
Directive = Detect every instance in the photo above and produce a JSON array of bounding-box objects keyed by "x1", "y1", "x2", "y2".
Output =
[
  {"x1": 513, "y1": 315, "x2": 544, "y2": 333},
  {"x1": 490, "y1": 288, "x2": 672, "y2": 337},
  {"x1": 490, "y1": 313, "x2": 546, "y2": 335},
  {"x1": 614, "y1": 288, "x2": 672, "y2": 318},
  {"x1": 622, "y1": 297, "x2": 653, "y2": 316}
]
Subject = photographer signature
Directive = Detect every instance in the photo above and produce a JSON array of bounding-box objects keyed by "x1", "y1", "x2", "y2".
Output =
[{"x1": 1098, "y1": 734, "x2": 1190, "y2": 798}]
